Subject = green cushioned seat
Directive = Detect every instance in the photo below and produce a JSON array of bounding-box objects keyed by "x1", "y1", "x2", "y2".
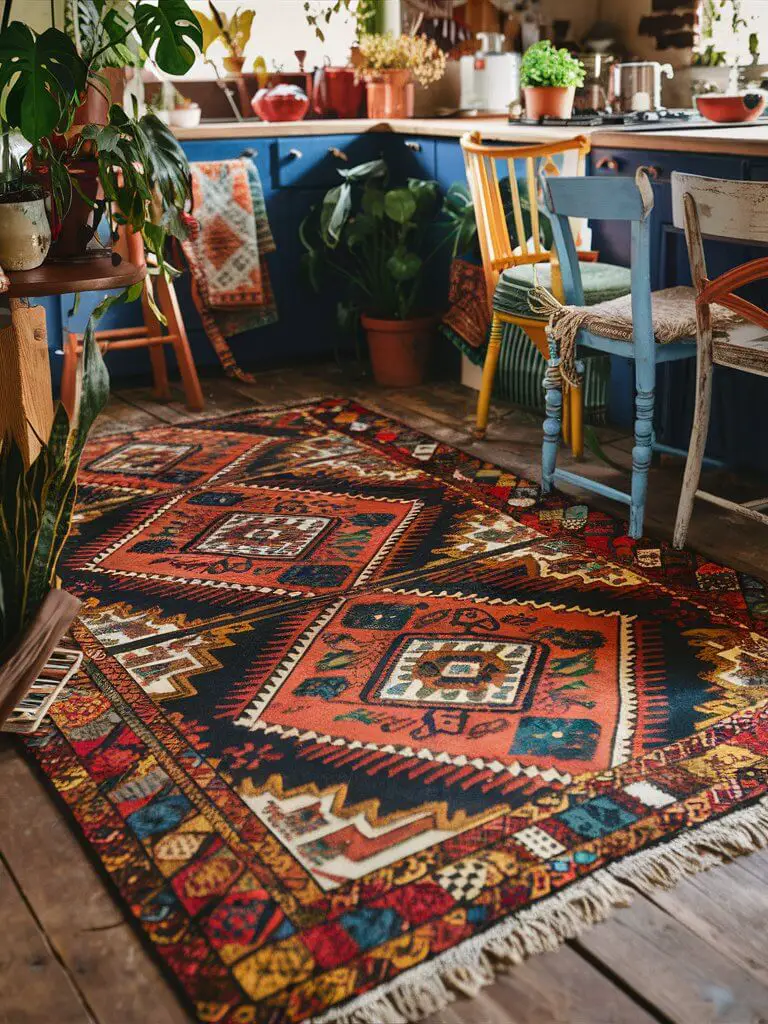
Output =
[{"x1": 494, "y1": 261, "x2": 632, "y2": 319}]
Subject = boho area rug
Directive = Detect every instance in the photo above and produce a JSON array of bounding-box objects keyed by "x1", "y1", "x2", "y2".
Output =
[{"x1": 25, "y1": 398, "x2": 768, "y2": 1024}]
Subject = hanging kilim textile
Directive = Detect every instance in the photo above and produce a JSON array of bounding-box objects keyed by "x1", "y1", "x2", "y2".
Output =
[{"x1": 25, "y1": 398, "x2": 768, "y2": 1024}]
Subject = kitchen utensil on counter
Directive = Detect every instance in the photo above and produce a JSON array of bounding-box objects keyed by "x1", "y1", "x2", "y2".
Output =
[
  {"x1": 459, "y1": 32, "x2": 520, "y2": 114},
  {"x1": 252, "y1": 84, "x2": 310, "y2": 122},
  {"x1": 313, "y1": 64, "x2": 365, "y2": 118},
  {"x1": 695, "y1": 91, "x2": 767, "y2": 123},
  {"x1": 574, "y1": 53, "x2": 614, "y2": 112},
  {"x1": 611, "y1": 61, "x2": 673, "y2": 113}
]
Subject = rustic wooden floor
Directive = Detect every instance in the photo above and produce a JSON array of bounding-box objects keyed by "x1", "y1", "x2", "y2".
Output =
[{"x1": 3, "y1": 367, "x2": 768, "y2": 1024}]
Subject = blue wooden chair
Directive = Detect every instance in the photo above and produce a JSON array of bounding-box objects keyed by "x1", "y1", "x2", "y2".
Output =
[{"x1": 540, "y1": 172, "x2": 698, "y2": 539}]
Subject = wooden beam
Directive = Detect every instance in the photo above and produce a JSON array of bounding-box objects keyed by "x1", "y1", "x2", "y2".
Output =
[{"x1": 0, "y1": 300, "x2": 54, "y2": 466}]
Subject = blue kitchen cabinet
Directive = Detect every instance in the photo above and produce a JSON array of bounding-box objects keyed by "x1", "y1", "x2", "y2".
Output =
[{"x1": 49, "y1": 130, "x2": 445, "y2": 390}]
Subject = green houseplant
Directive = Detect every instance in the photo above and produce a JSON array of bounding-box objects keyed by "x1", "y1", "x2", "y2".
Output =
[
  {"x1": 520, "y1": 40, "x2": 585, "y2": 120},
  {"x1": 195, "y1": 2, "x2": 255, "y2": 75},
  {"x1": 0, "y1": 318, "x2": 109, "y2": 725},
  {"x1": 300, "y1": 159, "x2": 472, "y2": 386},
  {"x1": 0, "y1": 0, "x2": 201, "y2": 294}
]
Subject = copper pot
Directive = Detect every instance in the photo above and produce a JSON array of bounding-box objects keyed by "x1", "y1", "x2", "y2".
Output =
[{"x1": 365, "y1": 70, "x2": 415, "y2": 120}]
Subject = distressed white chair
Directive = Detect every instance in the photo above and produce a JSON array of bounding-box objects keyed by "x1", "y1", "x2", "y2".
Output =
[{"x1": 671, "y1": 171, "x2": 768, "y2": 548}]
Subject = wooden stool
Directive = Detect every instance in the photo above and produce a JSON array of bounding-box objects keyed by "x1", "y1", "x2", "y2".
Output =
[{"x1": 61, "y1": 230, "x2": 204, "y2": 417}]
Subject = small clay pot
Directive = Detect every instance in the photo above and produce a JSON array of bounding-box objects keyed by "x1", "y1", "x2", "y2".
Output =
[
  {"x1": 523, "y1": 86, "x2": 576, "y2": 120},
  {"x1": 361, "y1": 314, "x2": 435, "y2": 387}
]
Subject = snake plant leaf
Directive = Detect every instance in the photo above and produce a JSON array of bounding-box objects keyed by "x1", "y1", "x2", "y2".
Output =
[
  {"x1": 135, "y1": 0, "x2": 203, "y2": 76},
  {"x1": 73, "y1": 317, "x2": 111, "y2": 456},
  {"x1": 0, "y1": 23, "x2": 87, "y2": 143},
  {"x1": 384, "y1": 188, "x2": 417, "y2": 226}
]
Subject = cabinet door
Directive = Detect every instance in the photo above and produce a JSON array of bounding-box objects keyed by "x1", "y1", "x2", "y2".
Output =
[{"x1": 271, "y1": 133, "x2": 382, "y2": 189}]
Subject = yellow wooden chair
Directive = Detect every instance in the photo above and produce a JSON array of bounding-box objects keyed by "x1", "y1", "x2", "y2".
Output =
[{"x1": 461, "y1": 131, "x2": 631, "y2": 456}]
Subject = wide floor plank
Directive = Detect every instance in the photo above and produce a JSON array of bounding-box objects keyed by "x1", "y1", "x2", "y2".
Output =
[
  {"x1": 0, "y1": 860, "x2": 92, "y2": 1024},
  {"x1": 575, "y1": 893, "x2": 768, "y2": 1024},
  {"x1": 0, "y1": 744, "x2": 192, "y2": 1024},
  {"x1": 423, "y1": 944, "x2": 659, "y2": 1024},
  {"x1": 636, "y1": 856, "x2": 768, "y2": 989}
]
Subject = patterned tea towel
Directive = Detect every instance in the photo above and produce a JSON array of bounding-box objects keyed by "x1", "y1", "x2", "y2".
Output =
[{"x1": 181, "y1": 158, "x2": 277, "y2": 382}]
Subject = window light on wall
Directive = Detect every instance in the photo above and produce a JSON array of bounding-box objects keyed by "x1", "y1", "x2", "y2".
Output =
[
  {"x1": 180, "y1": 0, "x2": 360, "y2": 79},
  {"x1": 696, "y1": 0, "x2": 768, "y2": 65}
]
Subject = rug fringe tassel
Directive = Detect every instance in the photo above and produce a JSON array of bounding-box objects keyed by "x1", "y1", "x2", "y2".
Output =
[
  {"x1": 612, "y1": 794, "x2": 768, "y2": 894},
  {"x1": 312, "y1": 796, "x2": 768, "y2": 1024}
]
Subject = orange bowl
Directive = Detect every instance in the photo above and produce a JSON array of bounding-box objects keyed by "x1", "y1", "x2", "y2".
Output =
[{"x1": 695, "y1": 92, "x2": 766, "y2": 123}]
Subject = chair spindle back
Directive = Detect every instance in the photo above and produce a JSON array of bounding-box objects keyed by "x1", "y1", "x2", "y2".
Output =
[{"x1": 460, "y1": 131, "x2": 591, "y2": 311}]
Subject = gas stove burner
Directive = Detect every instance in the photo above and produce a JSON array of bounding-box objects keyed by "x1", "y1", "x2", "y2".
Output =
[{"x1": 512, "y1": 109, "x2": 694, "y2": 128}]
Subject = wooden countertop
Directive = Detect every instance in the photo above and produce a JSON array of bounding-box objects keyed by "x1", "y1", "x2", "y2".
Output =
[{"x1": 174, "y1": 116, "x2": 768, "y2": 158}]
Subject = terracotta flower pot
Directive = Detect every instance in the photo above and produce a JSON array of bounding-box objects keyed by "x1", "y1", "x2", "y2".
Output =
[
  {"x1": 72, "y1": 68, "x2": 126, "y2": 128},
  {"x1": 365, "y1": 69, "x2": 415, "y2": 119},
  {"x1": 48, "y1": 161, "x2": 107, "y2": 261},
  {"x1": 361, "y1": 314, "x2": 435, "y2": 387},
  {"x1": 523, "y1": 85, "x2": 576, "y2": 120},
  {"x1": 224, "y1": 55, "x2": 246, "y2": 75}
]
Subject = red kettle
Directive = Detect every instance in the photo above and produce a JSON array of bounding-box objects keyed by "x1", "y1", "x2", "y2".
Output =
[{"x1": 313, "y1": 65, "x2": 364, "y2": 119}]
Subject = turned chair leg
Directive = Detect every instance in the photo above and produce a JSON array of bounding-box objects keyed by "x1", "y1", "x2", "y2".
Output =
[
  {"x1": 140, "y1": 286, "x2": 172, "y2": 401},
  {"x1": 569, "y1": 362, "x2": 585, "y2": 460},
  {"x1": 474, "y1": 312, "x2": 503, "y2": 441},
  {"x1": 60, "y1": 331, "x2": 79, "y2": 422},
  {"x1": 157, "y1": 275, "x2": 204, "y2": 412},
  {"x1": 562, "y1": 382, "x2": 572, "y2": 446},
  {"x1": 541, "y1": 331, "x2": 563, "y2": 494},
  {"x1": 673, "y1": 336, "x2": 713, "y2": 549},
  {"x1": 629, "y1": 357, "x2": 656, "y2": 540}
]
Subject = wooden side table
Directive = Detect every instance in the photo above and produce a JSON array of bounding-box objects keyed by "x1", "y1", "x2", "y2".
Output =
[{"x1": 0, "y1": 260, "x2": 146, "y2": 466}]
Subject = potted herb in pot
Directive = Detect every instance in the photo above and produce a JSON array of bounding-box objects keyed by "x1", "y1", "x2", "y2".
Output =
[
  {"x1": 355, "y1": 32, "x2": 447, "y2": 119},
  {"x1": 520, "y1": 40, "x2": 585, "y2": 119},
  {"x1": 300, "y1": 160, "x2": 465, "y2": 387},
  {"x1": 195, "y1": 1, "x2": 255, "y2": 76},
  {"x1": 169, "y1": 92, "x2": 203, "y2": 129}
]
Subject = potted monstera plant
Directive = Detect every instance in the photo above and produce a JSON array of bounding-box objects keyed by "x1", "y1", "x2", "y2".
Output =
[
  {"x1": 300, "y1": 160, "x2": 472, "y2": 386},
  {"x1": 0, "y1": 0, "x2": 200, "y2": 299}
]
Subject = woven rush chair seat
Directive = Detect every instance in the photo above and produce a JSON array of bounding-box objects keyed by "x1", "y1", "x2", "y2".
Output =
[
  {"x1": 496, "y1": 261, "x2": 632, "y2": 320},
  {"x1": 533, "y1": 284, "x2": 746, "y2": 389}
]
